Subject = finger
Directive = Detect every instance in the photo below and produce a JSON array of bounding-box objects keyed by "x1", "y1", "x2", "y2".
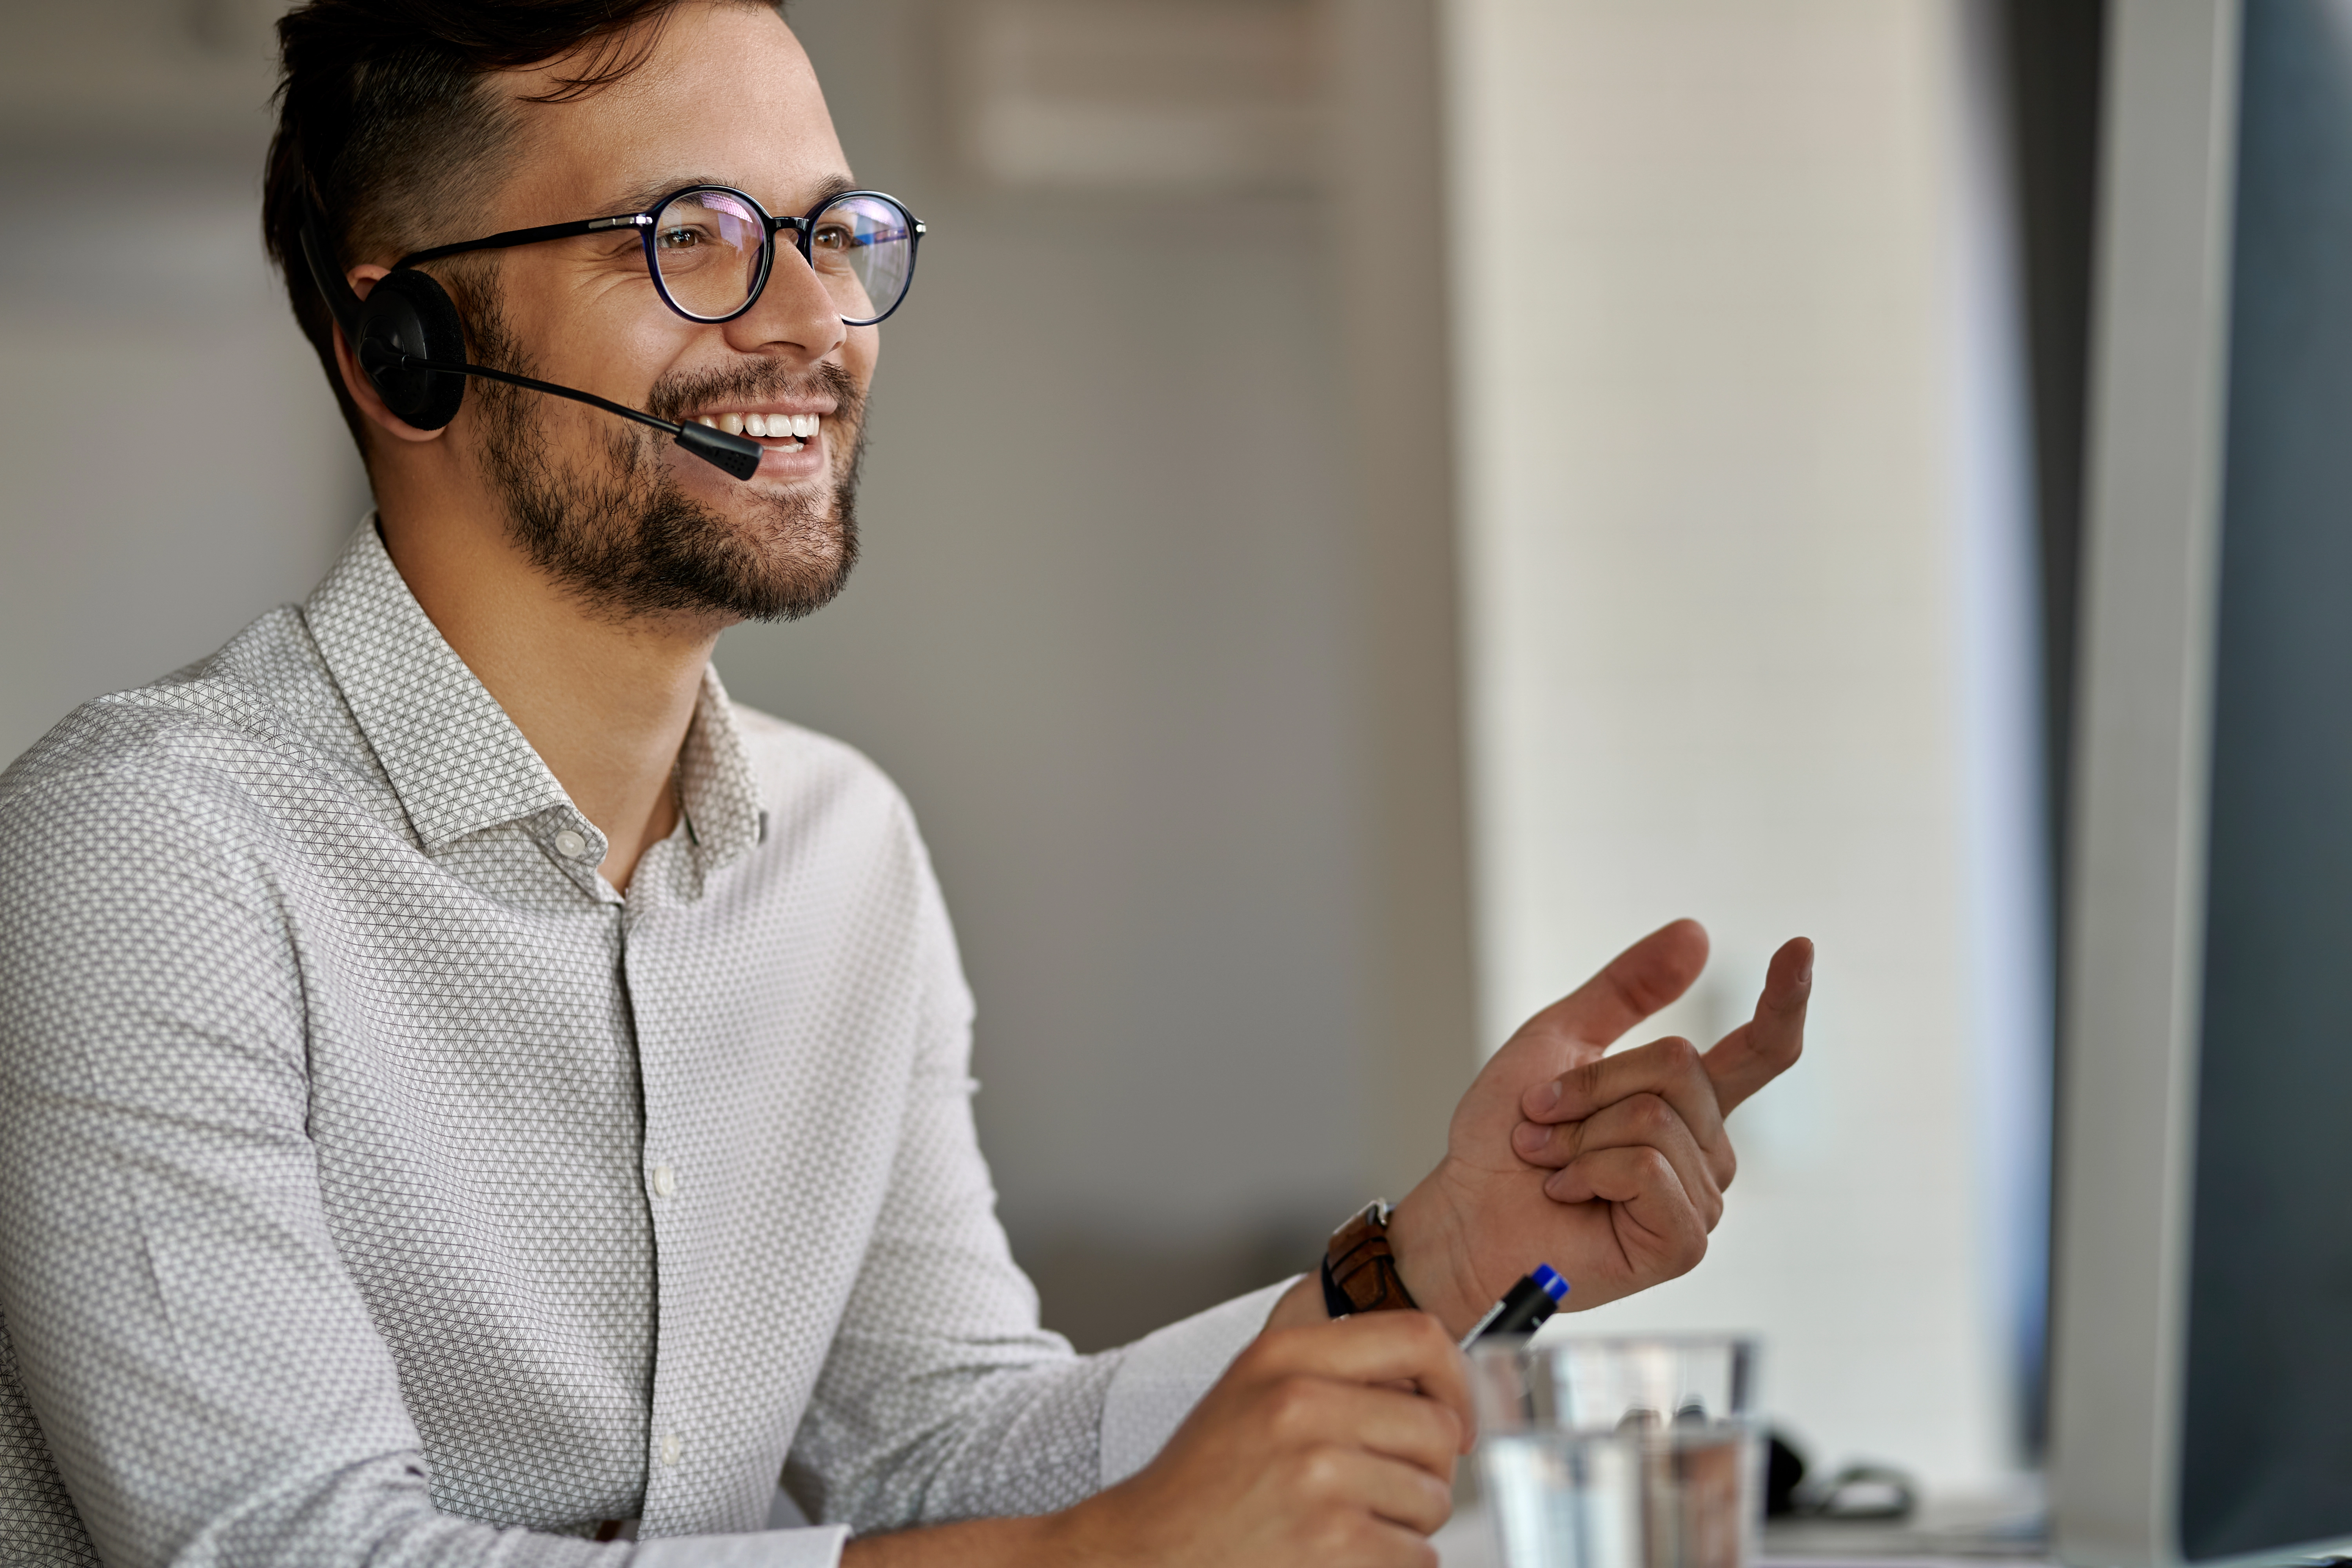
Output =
[
  {"x1": 1514, "y1": 1092, "x2": 1724, "y2": 1229},
  {"x1": 1703, "y1": 936, "x2": 1813, "y2": 1115},
  {"x1": 1506, "y1": 918, "x2": 1709, "y2": 1054},
  {"x1": 1287, "y1": 1443, "x2": 1456, "y2": 1538},
  {"x1": 1253, "y1": 1314, "x2": 1474, "y2": 1449},
  {"x1": 1517, "y1": 1034, "x2": 1729, "y2": 1178},
  {"x1": 1265, "y1": 1379, "x2": 1466, "y2": 1481},
  {"x1": 1543, "y1": 1145, "x2": 1709, "y2": 1271},
  {"x1": 1344, "y1": 1450, "x2": 1456, "y2": 1536}
]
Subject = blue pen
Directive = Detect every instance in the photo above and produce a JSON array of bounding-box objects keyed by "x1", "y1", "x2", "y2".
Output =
[{"x1": 1459, "y1": 1264, "x2": 1570, "y2": 1349}]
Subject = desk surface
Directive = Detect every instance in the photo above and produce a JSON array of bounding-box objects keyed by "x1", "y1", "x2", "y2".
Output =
[{"x1": 1437, "y1": 1496, "x2": 2052, "y2": 1568}]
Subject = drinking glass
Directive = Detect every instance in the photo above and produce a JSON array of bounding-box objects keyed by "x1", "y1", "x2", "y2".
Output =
[{"x1": 1468, "y1": 1336, "x2": 1761, "y2": 1568}]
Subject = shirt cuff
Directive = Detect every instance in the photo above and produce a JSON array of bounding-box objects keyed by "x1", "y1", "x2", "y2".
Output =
[
  {"x1": 1098, "y1": 1276, "x2": 1296, "y2": 1488},
  {"x1": 631, "y1": 1525, "x2": 850, "y2": 1567}
]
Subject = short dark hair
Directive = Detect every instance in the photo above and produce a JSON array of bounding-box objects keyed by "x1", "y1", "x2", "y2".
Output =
[{"x1": 261, "y1": 0, "x2": 775, "y2": 448}]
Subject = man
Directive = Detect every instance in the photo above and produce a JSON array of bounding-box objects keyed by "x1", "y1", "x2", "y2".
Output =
[{"x1": 0, "y1": 2, "x2": 1811, "y2": 1563}]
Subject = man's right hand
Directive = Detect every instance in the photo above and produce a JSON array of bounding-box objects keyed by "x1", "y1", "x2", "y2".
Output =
[
  {"x1": 1053, "y1": 1309, "x2": 1473, "y2": 1566},
  {"x1": 848, "y1": 1309, "x2": 1473, "y2": 1567}
]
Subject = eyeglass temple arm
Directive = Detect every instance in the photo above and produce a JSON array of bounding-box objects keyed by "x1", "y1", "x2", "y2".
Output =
[
  {"x1": 358, "y1": 341, "x2": 764, "y2": 481},
  {"x1": 398, "y1": 215, "x2": 643, "y2": 270}
]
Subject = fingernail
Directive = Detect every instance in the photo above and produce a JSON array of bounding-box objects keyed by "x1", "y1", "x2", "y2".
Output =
[
  {"x1": 1534, "y1": 1080, "x2": 1562, "y2": 1115},
  {"x1": 1797, "y1": 949, "x2": 1815, "y2": 988},
  {"x1": 1512, "y1": 1120, "x2": 1548, "y2": 1157}
]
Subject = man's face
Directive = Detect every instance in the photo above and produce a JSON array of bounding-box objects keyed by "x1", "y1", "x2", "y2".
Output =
[{"x1": 436, "y1": 3, "x2": 877, "y2": 624}]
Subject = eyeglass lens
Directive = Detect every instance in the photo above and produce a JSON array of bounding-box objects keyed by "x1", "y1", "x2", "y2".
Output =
[
  {"x1": 650, "y1": 190, "x2": 915, "y2": 325},
  {"x1": 650, "y1": 191, "x2": 767, "y2": 320}
]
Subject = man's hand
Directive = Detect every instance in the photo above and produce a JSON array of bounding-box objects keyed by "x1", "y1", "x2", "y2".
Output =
[
  {"x1": 847, "y1": 1312, "x2": 1474, "y2": 1568},
  {"x1": 1055, "y1": 1312, "x2": 1471, "y2": 1566},
  {"x1": 1384, "y1": 920, "x2": 1813, "y2": 1336}
]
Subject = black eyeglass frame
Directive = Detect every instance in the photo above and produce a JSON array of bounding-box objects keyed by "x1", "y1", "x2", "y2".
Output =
[{"x1": 395, "y1": 184, "x2": 927, "y2": 327}]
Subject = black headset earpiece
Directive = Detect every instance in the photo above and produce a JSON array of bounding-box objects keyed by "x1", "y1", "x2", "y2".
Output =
[
  {"x1": 353, "y1": 269, "x2": 468, "y2": 430},
  {"x1": 298, "y1": 200, "x2": 466, "y2": 430}
]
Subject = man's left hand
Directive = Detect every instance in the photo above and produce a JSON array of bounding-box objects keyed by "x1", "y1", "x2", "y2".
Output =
[{"x1": 1380, "y1": 919, "x2": 1813, "y2": 1338}]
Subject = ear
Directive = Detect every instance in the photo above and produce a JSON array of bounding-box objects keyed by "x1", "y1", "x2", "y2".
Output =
[{"x1": 330, "y1": 267, "x2": 448, "y2": 447}]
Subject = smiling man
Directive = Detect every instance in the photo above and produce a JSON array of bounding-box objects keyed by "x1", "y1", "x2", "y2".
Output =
[{"x1": 0, "y1": 4, "x2": 1811, "y2": 1565}]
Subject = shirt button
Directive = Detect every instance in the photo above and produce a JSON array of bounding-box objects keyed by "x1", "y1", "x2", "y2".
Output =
[
  {"x1": 552, "y1": 829, "x2": 588, "y2": 858},
  {"x1": 650, "y1": 1164, "x2": 676, "y2": 1199},
  {"x1": 659, "y1": 1431, "x2": 682, "y2": 1467}
]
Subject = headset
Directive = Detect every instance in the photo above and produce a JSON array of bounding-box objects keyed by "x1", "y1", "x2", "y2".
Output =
[{"x1": 297, "y1": 200, "x2": 764, "y2": 480}]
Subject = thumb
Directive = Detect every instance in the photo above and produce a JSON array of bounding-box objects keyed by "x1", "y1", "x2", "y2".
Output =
[{"x1": 1503, "y1": 919, "x2": 1710, "y2": 1064}]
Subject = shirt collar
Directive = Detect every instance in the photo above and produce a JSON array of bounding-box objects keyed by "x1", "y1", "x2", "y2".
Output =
[
  {"x1": 303, "y1": 522, "x2": 764, "y2": 876},
  {"x1": 306, "y1": 523, "x2": 567, "y2": 853},
  {"x1": 676, "y1": 662, "x2": 764, "y2": 874}
]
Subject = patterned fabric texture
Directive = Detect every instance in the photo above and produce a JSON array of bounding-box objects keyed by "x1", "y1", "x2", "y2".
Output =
[{"x1": 0, "y1": 525, "x2": 1273, "y2": 1567}]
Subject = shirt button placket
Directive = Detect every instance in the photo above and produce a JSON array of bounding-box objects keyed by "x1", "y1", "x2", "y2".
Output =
[{"x1": 625, "y1": 915, "x2": 687, "y2": 1528}]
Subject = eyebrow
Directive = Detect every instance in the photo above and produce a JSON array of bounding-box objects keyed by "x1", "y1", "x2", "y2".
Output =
[{"x1": 606, "y1": 172, "x2": 861, "y2": 217}]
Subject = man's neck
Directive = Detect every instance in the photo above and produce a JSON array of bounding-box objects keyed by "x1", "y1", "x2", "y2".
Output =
[{"x1": 376, "y1": 503, "x2": 722, "y2": 895}]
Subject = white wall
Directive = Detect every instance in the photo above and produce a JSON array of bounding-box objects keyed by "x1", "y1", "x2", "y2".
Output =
[{"x1": 1442, "y1": 0, "x2": 2047, "y2": 1490}]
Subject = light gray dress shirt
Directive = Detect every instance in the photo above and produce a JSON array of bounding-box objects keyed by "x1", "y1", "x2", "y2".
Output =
[{"x1": 0, "y1": 524, "x2": 1286, "y2": 1566}]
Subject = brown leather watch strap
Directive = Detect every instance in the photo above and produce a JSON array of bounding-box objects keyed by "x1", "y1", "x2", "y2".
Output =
[{"x1": 1321, "y1": 1201, "x2": 1418, "y2": 1316}]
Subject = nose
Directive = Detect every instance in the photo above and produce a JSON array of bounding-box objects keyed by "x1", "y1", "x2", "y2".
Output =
[{"x1": 722, "y1": 229, "x2": 846, "y2": 364}]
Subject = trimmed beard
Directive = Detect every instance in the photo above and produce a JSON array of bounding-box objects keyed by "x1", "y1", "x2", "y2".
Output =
[{"x1": 461, "y1": 281, "x2": 864, "y2": 624}]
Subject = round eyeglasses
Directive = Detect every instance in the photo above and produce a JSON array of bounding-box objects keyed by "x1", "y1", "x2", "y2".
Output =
[{"x1": 396, "y1": 185, "x2": 926, "y2": 327}]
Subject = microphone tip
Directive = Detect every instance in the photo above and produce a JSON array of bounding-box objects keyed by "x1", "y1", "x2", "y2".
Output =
[{"x1": 675, "y1": 421, "x2": 764, "y2": 481}]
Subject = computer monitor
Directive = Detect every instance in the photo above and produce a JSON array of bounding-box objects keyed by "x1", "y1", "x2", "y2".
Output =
[{"x1": 2050, "y1": 0, "x2": 2352, "y2": 1562}]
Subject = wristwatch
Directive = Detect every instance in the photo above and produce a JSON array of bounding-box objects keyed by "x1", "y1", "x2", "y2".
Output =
[{"x1": 1320, "y1": 1200, "x2": 1419, "y2": 1318}]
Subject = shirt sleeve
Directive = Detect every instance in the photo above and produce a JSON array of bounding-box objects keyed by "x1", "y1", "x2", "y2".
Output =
[
  {"x1": 1097, "y1": 1279, "x2": 1296, "y2": 1487},
  {"x1": 778, "y1": 812, "x2": 1287, "y2": 1534},
  {"x1": 0, "y1": 762, "x2": 841, "y2": 1568}
]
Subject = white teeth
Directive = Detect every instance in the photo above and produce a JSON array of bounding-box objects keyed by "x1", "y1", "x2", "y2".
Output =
[
  {"x1": 697, "y1": 412, "x2": 824, "y2": 438},
  {"x1": 707, "y1": 412, "x2": 822, "y2": 443}
]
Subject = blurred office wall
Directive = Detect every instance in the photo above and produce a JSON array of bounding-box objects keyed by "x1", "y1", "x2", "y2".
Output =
[
  {"x1": 1443, "y1": 0, "x2": 2049, "y2": 1491},
  {"x1": 0, "y1": 1, "x2": 362, "y2": 761}
]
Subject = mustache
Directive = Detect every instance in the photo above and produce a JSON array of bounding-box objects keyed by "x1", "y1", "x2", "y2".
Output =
[{"x1": 645, "y1": 359, "x2": 865, "y2": 427}]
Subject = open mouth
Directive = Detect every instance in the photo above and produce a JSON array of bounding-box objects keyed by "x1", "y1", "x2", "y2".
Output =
[{"x1": 687, "y1": 410, "x2": 826, "y2": 452}]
